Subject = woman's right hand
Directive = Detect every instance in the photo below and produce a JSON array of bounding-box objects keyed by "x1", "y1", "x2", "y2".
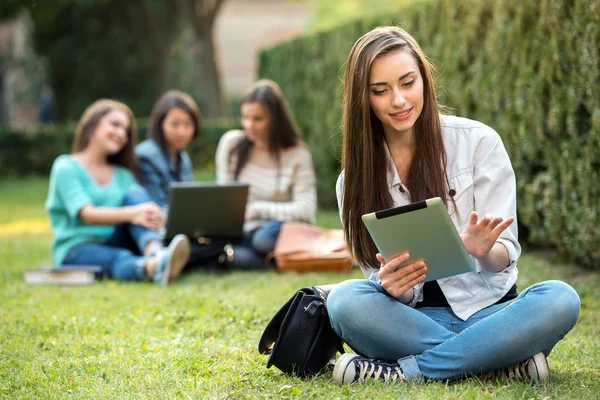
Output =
[
  {"x1": 377, "y1": 252, "x2": 427, "y2": 299},
  {"x1": 130, "y1": 202, "x2": 166, "y2": 230}
]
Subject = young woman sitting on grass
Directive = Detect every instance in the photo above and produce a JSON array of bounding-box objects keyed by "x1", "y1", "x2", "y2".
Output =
[
  {"x1": 136, "y1": 91, "x2": 232, "y2": 269},
  {"x1": 45, "y1": 99, "x2": 190, "y2": 285},
  {"x1": 215, "y1": 80, "x2": 317, "y2": 269},
  {"x1": 135, "y1": 90, "x2": 201, "y2": 210},
  {"x1": 327, "y1": 26, "x2": 580, "y2": 384}
]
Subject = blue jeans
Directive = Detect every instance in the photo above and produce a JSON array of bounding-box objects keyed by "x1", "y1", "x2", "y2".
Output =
[
  {"x1": 229, "y1": 220, "x2": 283, "y2": 270},
  {"x1": 327, "y1": 279, "x2": 580, "y2": 381},
  {"x1": 62, "y1": 187, "x2": 163, "y2": 281}
]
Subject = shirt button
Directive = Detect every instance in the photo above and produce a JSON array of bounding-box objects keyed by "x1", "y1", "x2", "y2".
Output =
[{"x1": 398, "y1": 185, "x2": 406, "y2": 193}]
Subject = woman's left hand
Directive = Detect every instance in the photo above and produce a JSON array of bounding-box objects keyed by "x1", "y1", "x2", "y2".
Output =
[{"x1": 460, "y1": 212, "x2": 514, "y2": 259}]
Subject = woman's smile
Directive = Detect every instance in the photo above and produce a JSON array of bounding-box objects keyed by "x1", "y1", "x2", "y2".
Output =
[{"x1": 390, "y1": 108, "x2": 413, "y2": 121}]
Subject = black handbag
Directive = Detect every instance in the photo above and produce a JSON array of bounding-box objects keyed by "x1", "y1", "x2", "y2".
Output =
[{"x1": 258, "y1": 285, "x2": 344, "y2": 377}]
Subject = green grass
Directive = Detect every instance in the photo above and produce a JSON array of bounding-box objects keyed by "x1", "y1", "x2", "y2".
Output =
[
  {"x1": 0, "y1": 178, "x2": 49, "y2": 225},
  {"x1": 1, "y1": 176, "x2": 599, "y2": 399}
]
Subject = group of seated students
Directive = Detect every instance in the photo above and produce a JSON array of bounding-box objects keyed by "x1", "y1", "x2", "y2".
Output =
[
  {"x1": 45, "y1": 25, "x2": 580, "y2": 384},
  {"x1": 45, "y1": 80, "x2": 316, "y2": 286}
]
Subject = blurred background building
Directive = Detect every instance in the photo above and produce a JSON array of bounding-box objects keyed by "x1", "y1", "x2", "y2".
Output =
[
  {"x1": 0, "y1": 14, "x2": 46, "y2": 127},
  {"x1": 216, "y1": 0, "x2": 313, "y2": 96}
]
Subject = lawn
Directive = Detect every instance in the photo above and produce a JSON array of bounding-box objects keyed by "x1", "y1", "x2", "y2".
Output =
[{"x1": 1, "y1": 176, "x2": 599, "y2": 399}]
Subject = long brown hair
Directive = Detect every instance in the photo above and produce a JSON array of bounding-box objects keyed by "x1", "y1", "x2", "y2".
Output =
[
  {"x1": 230, "y1": 79, "x2": 302, "y2": 180},
  {"x1": 148, "y1": 90, "x2": 202, "y2": 149},
  {"x1": 73, "y1": 99, "x2": 138, "y2": 172},
  {"x1": 341, "y1": 26, "x2": 450, "y2": 269}
]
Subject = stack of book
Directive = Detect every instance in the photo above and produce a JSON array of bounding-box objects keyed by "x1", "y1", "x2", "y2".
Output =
[{"x1": 24, "y1": 266, "x2": 102, "y2": 285}]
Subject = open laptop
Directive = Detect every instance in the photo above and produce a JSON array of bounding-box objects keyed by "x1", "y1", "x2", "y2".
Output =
[{"x1": 165, "y1": 182, "x2": 249, "y2": 240}]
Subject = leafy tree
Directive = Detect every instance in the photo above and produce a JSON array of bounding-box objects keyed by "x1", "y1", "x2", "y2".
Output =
[
  {"x1": 308, "y1": 0, "x2": 424, "y2": 31},
  {"x1": 0, "y1": 0, "x2": 228, "y2": 120},
  {"x1": 119, "y1": 0, "x2": 180, "y2": 95}
]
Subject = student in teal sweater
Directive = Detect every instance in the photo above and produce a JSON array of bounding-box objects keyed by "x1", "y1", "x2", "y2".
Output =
[{"x1": 45, "y1": 99, "x2": 190, "y2": 285}]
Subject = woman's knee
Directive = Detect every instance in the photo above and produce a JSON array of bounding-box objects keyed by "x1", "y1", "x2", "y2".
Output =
[
  {"x1": 552, "y1": 280, "x2": 580, "y2": 328},
  {"x1": 328, "y1": 279, "x2": 377, "y2": 321},
  {"x1": 538, "y1": 280, "x2": 581, "y2": 330}
]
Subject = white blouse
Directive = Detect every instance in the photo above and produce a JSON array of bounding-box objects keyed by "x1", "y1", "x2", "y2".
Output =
[{"x1": 336, "y1": 115, "x2": 520, "y2": 320}]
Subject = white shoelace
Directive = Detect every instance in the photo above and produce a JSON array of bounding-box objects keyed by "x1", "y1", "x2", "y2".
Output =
[
  {"x1": 484, "y1": 359, "x2": 530, "y2": 381},
  {"x1": 505, "y1": 361, "x2": 528, "y2": 380},
  {"x1": 357, "y1": 360, "x2": 405, "y2": 382}
]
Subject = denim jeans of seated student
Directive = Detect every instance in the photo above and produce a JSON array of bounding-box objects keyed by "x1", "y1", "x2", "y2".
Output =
[
  {"x1": 62, "y1": 187, "x2": 163, "y2": 281},
  {"x1": 327, "y1": 279, "x2": 580, "y2": 381},
  {"x1": 228, "y1": 220, "x2": 283, "y2": 270}
]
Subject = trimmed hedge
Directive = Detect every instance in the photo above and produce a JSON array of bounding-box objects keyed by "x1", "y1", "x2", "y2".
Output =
[
  {"x1": 0, "y1": 118, "x2": 239, "y2": 176},
  {"x1": 258, "y1": 0, "x2": 600, "y2": 268}
]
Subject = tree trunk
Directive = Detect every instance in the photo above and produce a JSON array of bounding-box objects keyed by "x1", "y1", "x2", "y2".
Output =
[
  {"x1": 126, "y1": 0, "x2": 177, "y2": 94},
  {"x1": 151, "y1": 46, "x2": 171, "y2": 95},
  {"x1": 191, "y1": 21, "x2": 225, "y2": 117},
  {"x1": 186, "y1": 0, "x2": 226, "y2": 118}
]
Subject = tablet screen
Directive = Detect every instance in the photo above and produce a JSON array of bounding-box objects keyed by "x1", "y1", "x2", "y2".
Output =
[{"x1": 362, "y1": 197, "x2": 474, "y2": 282}]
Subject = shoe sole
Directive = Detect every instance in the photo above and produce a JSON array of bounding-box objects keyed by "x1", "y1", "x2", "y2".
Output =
[
  {"x1": 528, "y1": 352, "x2": 550, "y2": 382},
  {"x1": 333, "y1": 353, "x2": 359, "y2": 385},
  {"x1": 167, "y1": 235, "x2": 191, "y2": 284}
]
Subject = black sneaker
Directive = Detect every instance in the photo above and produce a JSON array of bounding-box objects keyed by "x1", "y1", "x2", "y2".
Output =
[
  {"x1": 484, "y1": 352, "x2": 549, "y2": 382},
  {"x1": 333, "y1": 353, "x2": 407, "y2": 385}
]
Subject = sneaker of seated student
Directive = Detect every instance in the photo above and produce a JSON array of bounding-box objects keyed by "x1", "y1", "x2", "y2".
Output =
[
  {"x1": 333, "y1": 352, "x2": 549, "y2": 385},
  {"x1": 482, "y1": 352, "x2": 549, "y2": 382},
  {"x1": 333, "y1": 353, "x2": 407, "y2": 384},
  {"x1": 152, "y1": 234, "x2": 190, "y2": 285}
]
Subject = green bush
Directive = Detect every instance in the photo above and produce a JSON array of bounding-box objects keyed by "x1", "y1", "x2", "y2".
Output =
[
  {"x1": 0, "y1": 118, "x2": 239, "y2": 176},
  {"x1": 258, "y1": 0, "x2": 600, "y2": 268}
]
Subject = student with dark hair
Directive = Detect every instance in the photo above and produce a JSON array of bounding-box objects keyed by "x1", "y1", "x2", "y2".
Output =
[
  {"x1": 327, "y1": 26, "x2": 580, "y2": 384},
  {"x1": 136, "y1": 90, "x2": 201, "y2": 209},
  {"x1": 215, "y1": 80, "x2": 317, "y2": 270},
  {"x1": 136, "y1": 91, "x2": 228, "y2": 269},
  {"x1": 45, "y1": 99, "x2": 190, "y2": 285}
]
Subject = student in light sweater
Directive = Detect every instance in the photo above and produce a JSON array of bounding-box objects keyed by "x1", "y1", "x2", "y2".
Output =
[{"x1": 215, "y1": 80, "x2": 317, "y2": 269}]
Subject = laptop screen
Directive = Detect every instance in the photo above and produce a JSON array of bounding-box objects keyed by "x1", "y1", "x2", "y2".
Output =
[{"x1": 165, "y1": 182, "x2": 249, "y2": 240}]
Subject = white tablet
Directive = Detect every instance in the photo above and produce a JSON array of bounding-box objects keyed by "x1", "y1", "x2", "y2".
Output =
[{"x1": 361, "y1": 197, "x2": 475, "y2": 282}]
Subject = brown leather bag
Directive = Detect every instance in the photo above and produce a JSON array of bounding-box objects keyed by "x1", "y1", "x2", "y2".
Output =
[{"x1": 271, "y1": 222, "x2": 353, "y2": 273}]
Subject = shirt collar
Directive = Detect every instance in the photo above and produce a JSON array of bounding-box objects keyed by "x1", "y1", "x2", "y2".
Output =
[{"x1": 384, "y1": 141, "x2": 403, "y2": 189}]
